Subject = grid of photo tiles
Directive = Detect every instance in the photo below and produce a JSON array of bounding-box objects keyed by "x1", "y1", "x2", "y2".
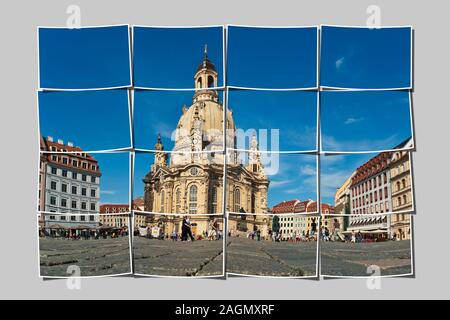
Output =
[{"x1": 36, "y1": 24, "x2": 415, "y2": 279}]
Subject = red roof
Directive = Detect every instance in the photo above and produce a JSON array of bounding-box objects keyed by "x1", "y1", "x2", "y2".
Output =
[
  {"x1": 100, "y1": 204, "x2": 130, "y2": 214},
  {"x1": 40, "y1": 136, "x2": 100, "y2": 175},
  {"x1": 351, "y1": 152, "x2": 392, "y2": 186},
  {"x1": 271, "y1": 199, "x2": 333, "y2": 214}
]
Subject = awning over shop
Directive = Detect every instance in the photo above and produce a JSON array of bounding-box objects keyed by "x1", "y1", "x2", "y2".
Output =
[{"x1": 47, "y1": 224, "x2": 67, "y2": 230}]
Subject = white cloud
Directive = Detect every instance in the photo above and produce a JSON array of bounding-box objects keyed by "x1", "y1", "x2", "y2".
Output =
[
  {"x1": 344, "y1": 117, "x2": 364, "y2": 125},
  {"x1": 270, "y1": 180, "x2": 294, "y2": 188},
  {"x1": 322, "y1": 134, "x2": 399, "y2": 152},
  {"x1": 320, "y1": 171, "x2": 352, "y2": 201},
  {"x1": 335, "y1": 57, "x2": 345, "y2": 69},
  {"x1": 299, "y1": 165, "x2": 316, "y2": 176},
  {"x1": 152, "y1": 121, "x2": 174, "y2": 139},
  {"x1": 101, "y1": 190, "x2": 116, "y2": 195}
]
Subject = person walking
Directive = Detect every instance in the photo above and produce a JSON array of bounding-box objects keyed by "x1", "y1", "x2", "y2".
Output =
[
  {"x1": 332, "y1": 218, "x2": 342, "y2": 242},
  {"x1": 181, "y1": 216, "x2": 188, "y2": 241},
  {"x1": 185, "y1": 216, "x2": 195, "y2": 241},
  {"x1": 172, "y1": 229, "x2": 177, "y2": 241}
]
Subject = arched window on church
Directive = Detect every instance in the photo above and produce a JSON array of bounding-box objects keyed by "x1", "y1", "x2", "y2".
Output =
[
  {"x1": 210, "y1": 187, "x2": 217, "y2": 214},
  {"x1": 189, "y1": 185, "x2": 198, "y2": 214},
  {"x1": 175, "y1": 188, "x2": 181, "y2": 213},
  {"x1": 160, "y1": 190, "x2": 165, "y2": 213},
  {"x1": 234, "y1": 188, "x2": 241, "y2": 213},
  {"x1": 197, "y1": 77, "x2": 202, "y2": 89},
  {"x1": 207, "y1": 75, "x2": 214, "y2": 88}
]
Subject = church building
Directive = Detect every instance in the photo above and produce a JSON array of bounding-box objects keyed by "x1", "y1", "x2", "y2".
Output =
[{"x1": 143, "y1": 46, "x2": 271, "y2": 237}]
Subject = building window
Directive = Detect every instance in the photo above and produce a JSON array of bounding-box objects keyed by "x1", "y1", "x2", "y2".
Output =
[
  {"x1": 403, "y1": 194, "x2": 407, "y2": 205},
  {"x1": 89, "y1": 215, "x2": 95, "y2": 222},
  {"x1": 60, "y1": 215, "x2": 66, "y2": 221},
  {"x1": 81, "y1": 202, "x2": 87, "y2": 210},
  {"x1": 50, "y1": 196, "x2": 57, "y2": 206},
  {"x1": 71, "y1": 216, "x2": 76, "y2": 221},
  {"x1": 90, "y1": 203, "x2": 96, "y2": 211},
  {"x1": 50, "y1": 181, "x2": 57, "y2": 190},
  {"x1": 82, "y1": 162, "x2": 87, "y2": 169},
  {"x1": 71, "y1": 200, "x2": 77, "y2": 209},
  {"x1": 208, "y1": 75, "x2": 214, "y2": 88},
  {"x1": 402, "y1": 179, "x2": 407, "y2": 189},
  {"x1": 82, "y1": 174, "x2": 87, "y2": 182},
  {"x1": 73, "y1": 160, "x2": 78, "y2": 167},
  {"x1": 234, "y1": 188, "x2": 241, "y2": 213},
  {"x1": 90, "y1": 189, "x2": 96, "y2": 197},
  {"x1": 210, "y1": 186, "x2": 218, "y2": 214},
  {"x1": 80, "y1": 215, "x2": 86, "y2": 221},
  {"x1": 49, "y1": 215, "x2": 55, "y2": 220},
  {"x1": 81, "y1": 188, "x2": 87, "y2": 196},
  {"x1": 61, "y1": 183, "x2": 67, "y2": 193},
  {"x1": 397, "y1": 181, "x2": 401, "y2": 191},
  {"x1": 189, "y1": 185, "x2": 198, "y2": 214},
  {"x1": 51, "y1": 167, "x2": 57, "y2": 175},
  {"x1": 72, "y1": 172, "x2": 77, "y2": 180},
  {"x1": 160, "y1": 190, "x2": 165, "y2": 213},
  {"x1": 175, "y1": 188, "x2": 181, "y2": 213},
  {"x1": 71, "y1": 186, "x2": 77, "y2": 195},
  {"x1": 62, "y1": 170, "x2": 67, "y2": 177},
  {"x1": 91, "y1": 176, "x2": 96, "y2": 183},
  {"x1": 62, "y1": 157, "x2": 68, "y2": 165},
  {"x1": 61, "y1": 198, "x2": 67, "y2": 207}
]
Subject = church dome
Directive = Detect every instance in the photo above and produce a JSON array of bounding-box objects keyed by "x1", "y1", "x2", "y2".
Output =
[
  {"x1": 173, "y1": 98, "x2": 222, "y2": 146},
  {"x1": 196, "y1": 57, "x2": 217, "y2": 73}
]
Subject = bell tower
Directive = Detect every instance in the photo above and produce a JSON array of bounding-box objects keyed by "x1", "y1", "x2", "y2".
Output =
[
  {"x1": 152, "y1": 133, "x2": 167, "y2": 170},
  {"x1": 194, "y1": 44, "x2": 218, "y2": 89}
]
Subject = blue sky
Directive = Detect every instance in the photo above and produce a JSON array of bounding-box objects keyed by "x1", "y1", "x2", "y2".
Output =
[
  {"x1": 227, "y1": 26, "x2": 317, "y2": 88},
  {"x1": 133, "y1": 152, "x2": 317, "y2": 210},
  {"x1": 134, "y1": 90, "x2": 224, "y2": 151},
  {"x1": 320, "y1": 26, "x2": 411, "y2": 89},
  {"x1": 39, "y1": 26, "x2": 131, "y2": 89},
  {"x1": 258, "y1": 153, "x2": 317, "y2": 208},
  {"x1": 321, "y1": 91, "x2": 412, "y2": 152},
  {"x1": 133, "y1": 26, "x2": 224, "y2": 88},
  {"x1": 91, "y1": 152, "x2": 130, "y2": 204},
  {"x1": 133, "y1": 153, "x2": 155, "y2": 200},
  {"x1": 229, "y1": 90, "x2": 317, "y2": 151},
  {"x1": 39, "y1": 90, "x2": 131, "y2": 151},
  {"x1": 320, "y1": 153, "x2": 378, "y2": 205}
]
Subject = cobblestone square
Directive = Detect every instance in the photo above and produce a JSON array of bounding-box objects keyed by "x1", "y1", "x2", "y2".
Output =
[
  {"x1": 133, "y1": 237, "x2": 224, "y2": 277},
  {"x1": 227, "y1": 237, "x2": 318, "y2": 277},
  {"x1": 39, "y1": 237, "x2": 132, "y2": 277},
  {"x1": 321, "y1": 240, "x2": 412, "y2": 277}
]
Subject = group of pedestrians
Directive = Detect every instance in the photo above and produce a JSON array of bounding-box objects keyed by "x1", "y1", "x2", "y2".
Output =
[
  {"x1": 148, "y1": 216, "x2": 222, "y2": 242},
  {"x1": 320, "y1": 219, "x2": 344, "y2": 242}
]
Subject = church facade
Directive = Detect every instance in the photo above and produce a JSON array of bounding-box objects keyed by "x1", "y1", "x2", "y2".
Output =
[{"x1": 143, "y1": 47, "x2": 271, "y2": 237}]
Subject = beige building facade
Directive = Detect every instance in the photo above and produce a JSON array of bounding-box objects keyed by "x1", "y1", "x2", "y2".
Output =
[
  {"x1": 389, "y1": 138, "x2": 414, "y2": 240},
  {"x1": 143, "y1": 48, "x2": 269, "y2": 236}
]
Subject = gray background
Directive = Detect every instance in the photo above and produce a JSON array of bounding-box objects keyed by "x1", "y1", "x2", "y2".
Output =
[{"x1": 0, "y1": 0, "x2": 447, "y2": 299}]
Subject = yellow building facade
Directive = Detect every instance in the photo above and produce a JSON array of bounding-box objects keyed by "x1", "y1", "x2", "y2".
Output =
[
  {"x1": 389, "y1": 139, "x2": 414, "y2": 240},
  {"x1": 143, "y1": 48, "x2": 269, "y2": 236}
]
